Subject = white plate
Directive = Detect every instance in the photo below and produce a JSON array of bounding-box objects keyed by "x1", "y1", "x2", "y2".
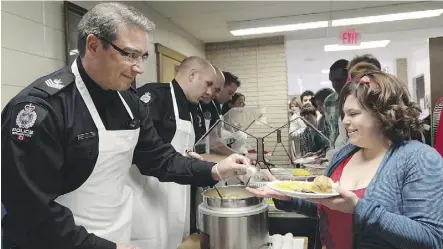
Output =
[
  {"x1": 267, "y1": 181, "x2": 339, "y2": 199},
  {"x1": 293, "y1": 157, "x2": 317, "y2": 164}
]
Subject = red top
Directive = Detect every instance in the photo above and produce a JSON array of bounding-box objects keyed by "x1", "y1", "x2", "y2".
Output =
[{"x1": 317, "y1": 155, "x2": 366, "y2": 249}]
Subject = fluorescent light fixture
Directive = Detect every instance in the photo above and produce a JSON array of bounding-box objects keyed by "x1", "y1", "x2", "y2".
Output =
[
  {"x1": 230, "y1": 21, "x2": 328, "y2": 36},
  {"x1": 321, "y1": 69, "x2": 330, "y2": 74},
  {"x1": 324, "y1": 40, "x2": 390, "y2": 52},
  {"x1": 332, "y1": 9, "x2": 443, "y2": 26},
  {"x1": 69, "y1": 49, "x2": 79, "y2": 56}
]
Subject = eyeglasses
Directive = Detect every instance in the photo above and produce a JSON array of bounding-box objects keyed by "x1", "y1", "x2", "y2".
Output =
[{"x1": 94, "y1": 34, "x2": 149, "y2": 64}]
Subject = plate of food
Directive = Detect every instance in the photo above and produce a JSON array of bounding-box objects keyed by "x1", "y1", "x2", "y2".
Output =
[{"x1": 267, "y1": 176, "x2": 339, "y2": 199}]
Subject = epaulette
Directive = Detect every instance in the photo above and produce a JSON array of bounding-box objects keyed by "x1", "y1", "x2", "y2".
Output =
[{"x1": 34, "y1": 69, "x2": 75, "y2": 96}]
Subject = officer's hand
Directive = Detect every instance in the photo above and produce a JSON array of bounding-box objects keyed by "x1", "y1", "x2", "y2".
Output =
[
  {"x1": 211, "y1": 154, "x2": 252, "y2": 181},
  {"x1": 238, "y1": 166, "x2": 258, "y2": 184},
  {"x1": 117, "y1": 244, "x2": 138, "y2": 249},
  {"x1": 184, "y1": 151, "x2": 204, "y2": 160}
]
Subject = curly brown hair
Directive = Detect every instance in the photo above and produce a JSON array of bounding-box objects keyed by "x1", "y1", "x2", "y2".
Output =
[{"x1": 339, "y1": 62, "x2": 422, "y2": 144}]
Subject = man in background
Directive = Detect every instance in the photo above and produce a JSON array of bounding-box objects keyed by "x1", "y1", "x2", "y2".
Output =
[
  {"x1": 325, "y1": 59, "x2": 349, "y2": 147},
  {"x1": 313, "y1": 88, "x2": 335, "y2": 139},
  {"x1": 200, "y1": 71, "x2": 241, "y2": 129},
  {"x1": 300, "y1": 90, "x2": 314, "y2": 106}
]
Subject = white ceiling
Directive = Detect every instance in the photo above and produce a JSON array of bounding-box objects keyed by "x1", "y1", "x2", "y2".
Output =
[{"x1": 145, "y1": 1, "x2": 443, "y2": 43}]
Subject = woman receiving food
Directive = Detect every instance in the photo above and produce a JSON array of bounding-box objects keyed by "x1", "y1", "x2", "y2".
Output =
[{"x1": 248, "y1": 62, "x2": 443, "y2": 249}]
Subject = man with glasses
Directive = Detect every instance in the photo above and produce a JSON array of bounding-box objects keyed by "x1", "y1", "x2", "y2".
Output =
[{"x1": 1, "y1": 3, "x2": 252, "y2": 249}]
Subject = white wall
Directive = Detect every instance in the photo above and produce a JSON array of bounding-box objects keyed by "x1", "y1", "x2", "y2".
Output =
[
  {"x1": 1, "y1": 1, "x2": 205, "y2": 108},
  {"x1": 407, "y1": 43, "x2": 431, "y2": 103},
  {"x1": 285, "y1": 28, "x2": 443, "y2": 97}
]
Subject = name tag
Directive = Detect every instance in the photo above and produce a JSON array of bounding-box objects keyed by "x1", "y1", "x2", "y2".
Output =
[{"x1": 77, "y1": 131, "x2": 97, "y2": 141}]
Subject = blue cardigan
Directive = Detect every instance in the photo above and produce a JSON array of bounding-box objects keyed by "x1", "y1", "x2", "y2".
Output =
[{"x1": 274, "y1": 140, "x2": 443, "y2": 249}]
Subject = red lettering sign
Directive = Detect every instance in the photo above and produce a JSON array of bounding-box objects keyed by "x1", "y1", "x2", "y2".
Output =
[{"x1": 341, "y1": 29, "x2": 360, "y2": 45}]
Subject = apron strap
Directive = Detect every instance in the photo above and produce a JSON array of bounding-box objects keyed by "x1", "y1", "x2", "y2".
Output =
[
  {"x1": 117, "y1": 92, "x2": 134, "y2": 120},
  {"x1": 71, "y1": 61, "x2": 106, "y2": 131}
]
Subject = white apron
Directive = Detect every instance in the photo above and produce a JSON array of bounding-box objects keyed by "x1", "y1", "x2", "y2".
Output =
[
  {"x1": 55, "y1": 61, "x2": 139, "y2": 243},
  {"x1": 129, "y1": 83, "x2": 194, "y2": 249}
]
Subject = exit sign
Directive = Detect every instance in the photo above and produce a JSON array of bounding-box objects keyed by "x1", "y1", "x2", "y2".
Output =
[{"x1": 341, "y1": 29, "x2": 361, "y2": 45}]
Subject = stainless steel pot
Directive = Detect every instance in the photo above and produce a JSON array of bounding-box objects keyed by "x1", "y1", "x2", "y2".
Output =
[{"x1": 198, "y1": 186, "x2": 269, "y2": 249}]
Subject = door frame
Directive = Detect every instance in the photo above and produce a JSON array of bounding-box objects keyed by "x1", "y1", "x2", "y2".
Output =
[{"x1": 155, "y1": 43, "x2": 186, "y2": 82}]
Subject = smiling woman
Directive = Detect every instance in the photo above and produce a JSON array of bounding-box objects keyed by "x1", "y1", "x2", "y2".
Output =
[
  {"x1": 340, "y1": 62, "x2": 423, "y2": 145},
  {"x1": 248, "y1": 61, "x2": 443, "y2": 249}
]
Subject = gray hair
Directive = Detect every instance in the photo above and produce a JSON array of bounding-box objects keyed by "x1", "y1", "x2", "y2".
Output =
[{"x1": 77, "y1": 2, "x2": 155, "y2": 57}]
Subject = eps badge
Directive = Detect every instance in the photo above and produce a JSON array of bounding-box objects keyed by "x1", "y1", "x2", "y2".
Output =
[
  {"x1": 140, "y1": 92, "x2": 151, "y2": 104},
  {"x1": 203, "y1": 111, "x2": 211, "y2": 120},
  {"x1": 12, "y1": 103, "x2": 37, "y2": 141}
]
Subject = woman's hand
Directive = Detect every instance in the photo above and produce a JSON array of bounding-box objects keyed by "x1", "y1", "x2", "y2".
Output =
[
  {"x1": 246, "y1": 186, "x2": 292, "y2": 201},
  {"x1": 308, "y1": 186, "x2": 359, "y2": 214}
]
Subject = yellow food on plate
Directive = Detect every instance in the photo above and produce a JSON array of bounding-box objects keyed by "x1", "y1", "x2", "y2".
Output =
[
  {"x1": 274, "y1": 181, "x2": 314, "y2": 192},
  {"x1": 273, "y1": 175, "x2": 334, "y2": 194},
  {"x1": 291, "y1": 169, "x2": 312, "y2": 176},
  {"x1": 312, "y1": 175, "x2": 333, "y2": 193}
]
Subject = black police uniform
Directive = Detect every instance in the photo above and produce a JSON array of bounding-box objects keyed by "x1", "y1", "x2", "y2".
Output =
[
  {"x1": 199, "y1": 100, "x2": 223, "y2": 129},
  {"x1": 1, "y1": 59, "x2": 217, "y2": 249},
  {"x1": 137, "y1": 80, "x2": 199, "y2": 144}
]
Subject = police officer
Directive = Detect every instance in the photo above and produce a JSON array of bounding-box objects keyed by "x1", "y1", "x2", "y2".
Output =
[
  {"x1": 1, "y1": 3, "x2": 251, "y2": 249},
  {"x1": 194, "y1": 66, "x2": 225, "y2": 145},
  {"x1": 128, "y1": 56, "x2": 223, "y2": 249},
  {"x1": 198, "y1": 71, "x2": 241, "y2": 156},
  {"x1": 199, "y1": 71, "x2": 240, "y2": 132}
]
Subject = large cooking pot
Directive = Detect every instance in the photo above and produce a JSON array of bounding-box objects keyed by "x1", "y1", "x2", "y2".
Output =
[{"x1": 198, "y1": 185, "x2": 269, "y2": 249}]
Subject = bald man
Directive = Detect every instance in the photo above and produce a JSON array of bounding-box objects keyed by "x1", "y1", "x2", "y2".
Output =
[
  {"x1": 194, "y1": 65, "x2": 225, "y2": 143},
  {"x1": 129, "y1": 56, "x2": 221, "y2": 249}
]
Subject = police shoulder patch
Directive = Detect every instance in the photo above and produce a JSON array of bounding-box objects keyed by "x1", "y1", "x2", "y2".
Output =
[
  {"x1": 10, "y1": 102, "x2": 48, "y2": 142},
  {"x1": 34, "y1": 70, "x2": 75, "y2": 96}
]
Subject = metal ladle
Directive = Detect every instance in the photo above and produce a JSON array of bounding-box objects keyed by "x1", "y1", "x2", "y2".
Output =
[{"x1": 213, "y1": 186, "x2": 224, "y2": 199}]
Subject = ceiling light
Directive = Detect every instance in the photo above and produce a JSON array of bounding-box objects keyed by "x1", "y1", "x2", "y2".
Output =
[
  {"x1": 324, "y1": 40, "x2": 391, "y2": 52},
  {"x1": 332, "y1": 9, "x2": 443, "y2": 27},
  {"x1": 230, "y1": 21, "x2": 329, "y2": 36},
  {"x1": 321, "y1": 69, "x2": 330, "y2": 74}
]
